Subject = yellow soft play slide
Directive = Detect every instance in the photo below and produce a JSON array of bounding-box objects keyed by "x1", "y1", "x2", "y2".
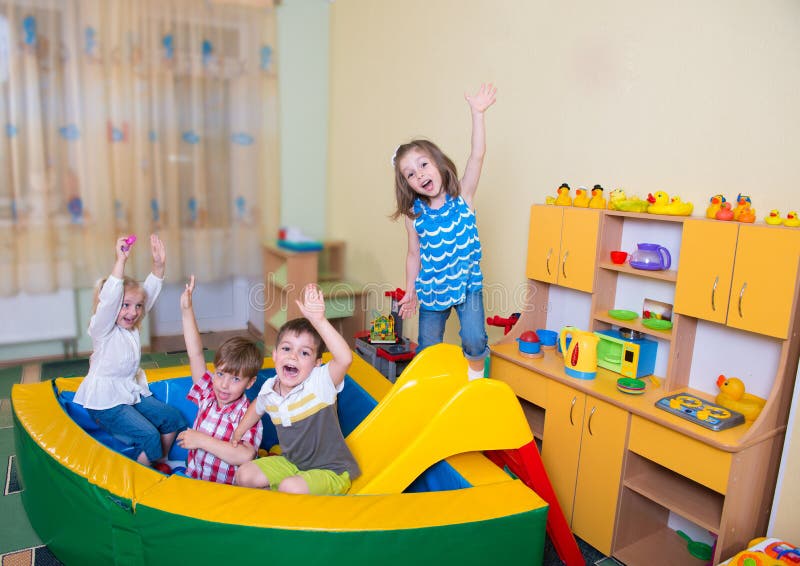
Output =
[{"x1": 347, "y1": 344, "x2": 533, "y2": 495}]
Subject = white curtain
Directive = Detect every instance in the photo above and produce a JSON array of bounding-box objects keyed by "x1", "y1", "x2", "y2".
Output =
[{"x1": 0, "y1": 0, "x2": 279, "y2": 295}]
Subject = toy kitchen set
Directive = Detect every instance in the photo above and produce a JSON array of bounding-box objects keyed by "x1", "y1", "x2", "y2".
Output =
[{"x1": 488, "y1": 203, "x2": 800, "y2": 565}]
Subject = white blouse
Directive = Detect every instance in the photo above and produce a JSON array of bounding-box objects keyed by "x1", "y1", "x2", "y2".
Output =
[{"x1": 73, "y1": 273, "x2": 163, "y2": 410}]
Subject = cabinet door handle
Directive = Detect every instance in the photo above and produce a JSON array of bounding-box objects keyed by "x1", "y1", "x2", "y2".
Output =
[
  {"x1": 738, "y1": 282, "x2": 747, "y2": 318},
  {"x1": 561, "y1": 250, "x2": 569, "y2": 279},
  {"x1": 587, "y1": 406, "x2": 597, "y2": 436},
  {"x1": 711, "y1": 276, "x2": 718, "y2": 311},
  {"x1": 569, "y1": 396, "x2": 577, "y2": 426},
  {"x1": 546, "y1": 248, "x2": 553, "y2": 276}
]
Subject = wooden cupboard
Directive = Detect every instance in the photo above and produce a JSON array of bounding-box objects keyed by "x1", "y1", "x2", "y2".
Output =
[
  {"x1": 490, "y1": 206, "x2": 800, "y2": 565},
  {"x1": 542, "y1": 380, "x2": 629, "y2": 555},
  {"x1": 675, "y1": 221, "x2": 800, "y2": 339},
  {"x1": 526, "y1": 206, "x2": 600, "y2": 292}
]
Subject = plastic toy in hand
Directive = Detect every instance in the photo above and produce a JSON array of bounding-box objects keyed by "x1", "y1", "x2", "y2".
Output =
[{"x1": 121, "y1": 235, "x2": 137, "y2": 252}]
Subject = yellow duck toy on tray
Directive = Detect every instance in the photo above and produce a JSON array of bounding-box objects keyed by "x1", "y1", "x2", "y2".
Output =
[
  {"x1": 607, "y1": 188, "x2": 649, "y2": 212},
  {"x1": 705, "y1": 194, "x2": 726, "y2": 219},
  {"x1": 765, "y1": 209, "x2": 782, "y2": 225},
  {"x1": 715, "y1": 375, "x2": 766, "y2": 423},
  {"x1": 588, "y1": 184, "x2": 607, "y2": 209},
  {"x1": 784, "y1": 211, "x2": 800, "y2": 227},
  {"x1": 646, "y1": 191, "x2": 694, "y2": 215},
  {"x1": 572, "y1": 186, "x2": 590, "y2": 207}
]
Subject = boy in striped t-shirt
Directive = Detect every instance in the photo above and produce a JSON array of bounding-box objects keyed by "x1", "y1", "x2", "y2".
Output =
[{"x1": 176, "y1": 275, "x2": 263, "y2": 484}]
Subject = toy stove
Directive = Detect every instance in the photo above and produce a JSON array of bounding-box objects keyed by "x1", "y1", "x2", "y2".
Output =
[{"x1": 655, "y1": 393, "x2": 745, "y2": 431}]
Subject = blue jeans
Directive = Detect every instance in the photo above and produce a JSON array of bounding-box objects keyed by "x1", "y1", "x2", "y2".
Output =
[
  {"x1": 417, "y1": 289, "x2": 489, "y2": 361},
  {"x1": 88, "y1": 395, "x2": 187, "y2": 462}
]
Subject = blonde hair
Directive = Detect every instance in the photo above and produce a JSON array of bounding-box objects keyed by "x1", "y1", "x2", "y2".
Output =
[
  {"x1": 91, "y1": 276, "x2": 148, "y2": 330},
  {"x1": 391, "y1": 139, "x2": 461, "y2": 221}
]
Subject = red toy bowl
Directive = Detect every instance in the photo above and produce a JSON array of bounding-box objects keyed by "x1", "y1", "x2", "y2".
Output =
[{"x1": 610, "y1": 251, "x2": 628, "y2": 264}]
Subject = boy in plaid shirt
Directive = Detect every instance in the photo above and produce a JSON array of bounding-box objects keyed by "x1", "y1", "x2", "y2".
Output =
[{"x1": 176, "y1": 275, "x2": 263, "y2": 484}]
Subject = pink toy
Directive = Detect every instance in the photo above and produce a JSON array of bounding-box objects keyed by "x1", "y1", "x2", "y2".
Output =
[
  {"x1": 715, "y1": 202, "x2": 734, "y2": 221},
  {"x1": 121, "y1": 235, "x2": 137, "y2": 252}
]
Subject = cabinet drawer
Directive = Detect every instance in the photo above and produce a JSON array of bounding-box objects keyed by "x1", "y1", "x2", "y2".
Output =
[
  {"x1": 629, "y1": 416, "x2": 731, "y2": 494},
  {"x1": 490, "y1": 357, "x2": 547, "y2": 408}
]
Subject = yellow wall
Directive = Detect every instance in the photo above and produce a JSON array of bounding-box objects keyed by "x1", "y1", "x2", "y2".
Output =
[{"x1": 327, "y1": 0, "x2": 800, "y2": 344}]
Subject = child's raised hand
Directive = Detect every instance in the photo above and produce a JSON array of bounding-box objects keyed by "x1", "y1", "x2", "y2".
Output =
[
  {"x1": 180, "y1": 275, "x2": 196, "y2": 311},
  {"x1": 296, "y1": 283, "x2": 325, "y2": 322},
  {"x1": 465, "y1": 83, "x2": 497, "y2": 114},
  {"x1": 150, "y1": 234, "x2": 166, "y2": 277},
  {"x1": 115, "y1": 236, "x2": 131, "y2": 262}
]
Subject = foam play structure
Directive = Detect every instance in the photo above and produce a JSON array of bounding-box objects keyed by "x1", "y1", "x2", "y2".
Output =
[{"x1": 12, "y1": 345, "x2": 565, "y2": 566}]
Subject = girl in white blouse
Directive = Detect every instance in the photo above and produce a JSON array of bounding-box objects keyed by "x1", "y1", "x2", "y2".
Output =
[{"x1": 74, "y1": 234, "x2": 186, "y2": 473}]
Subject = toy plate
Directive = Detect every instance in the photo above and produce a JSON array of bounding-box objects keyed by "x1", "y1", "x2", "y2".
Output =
[
  {"x1": 617, "y1": 378, "x2": 646, "y2": 395},
  {"x1": 608, "y1": 309, "x2": 638, "y2": 321},
  {"x1": 642, "y1": 318, "x2": 673, "y2": 331}
]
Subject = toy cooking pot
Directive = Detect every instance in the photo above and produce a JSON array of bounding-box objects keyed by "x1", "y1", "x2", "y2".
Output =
[
  {"x1": 559, "y1": 326, "x2": 598, "y2": 380},
  {"x1": 516, "y1": 331, "x2": 542, "y2": 358},
  {"x1": 629, "y1": 243, "x2": 671, "y2": 271}
]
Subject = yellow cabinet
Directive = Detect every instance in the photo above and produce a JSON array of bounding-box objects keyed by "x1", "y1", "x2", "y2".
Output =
[
  {"x1": 526, "y1": 205, "x2": 600, "y2": 292},
  {"x1": 675, "y1": 221, "x2": 800, "y2": 339},
  {"x1": 542, "y1": 380, "x2": 629, "y2": 555}
]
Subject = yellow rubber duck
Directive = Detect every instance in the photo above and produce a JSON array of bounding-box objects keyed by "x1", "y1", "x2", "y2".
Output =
[
  {"x1": 715, "y1": 375, "x2": 766, "y2": 423},
  {"x1": 737, "y1": 203, "x2": 756, "y2": 223},
  {"x1": 705, "y1": 194, "x2": 726, "y2": 219},
  {"x1": 588, "y1": 184, "x2": 607, "y2": 209},
  {"x1": 646, "y1": 191, "x2": 693, "y2": 215},
  {"x1": 733, "y1": 194, "x2": 752, "y2": 221},
  {"x1": 554, "y1": 183, "x2": 572, "y2": 206},
  {"x1": 573, "y1": 186, "x2": 590, "y2": 207},
  {"x1": 607, "y1": 188, "x2": 649, "y2": 212},
  {"x1": 765, "y1": 209, "x2": 782, "y2": 225},
  {"x1": 784, "y1": 211, "x2": 800, "y2": 227}
]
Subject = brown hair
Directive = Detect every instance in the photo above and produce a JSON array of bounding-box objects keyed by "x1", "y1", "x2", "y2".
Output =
[
  {"x1": 276, "y1": 318, "x2": 325, "y2": 359},
  {"x1": 391, "y1": 139, "x2": 461, "y2": 220},
  {"x1": 214, "y1": 337, "x2": 263, "y2": 379},
  {"x1": 91, "y1": 276, "x2": 148, "y2": 330}
]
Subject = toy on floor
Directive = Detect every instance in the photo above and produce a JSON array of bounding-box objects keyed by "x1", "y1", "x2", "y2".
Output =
[
  {"x1": 706, "y1": 194, "x2": 727, "y2": 218},
  {"x1": 647, "y1": 191, "x2": 693, "y2": 215},
  {"x1": 765, "y1": 210, "x2": 783, "y2": 225},
  {"x1": 738, "y1": 203, "x2": 756, "y2": 223},
  {"x1": 716, "y1": 374, "x2": 766, "y2": 422},
  {"x1": 715, "y1": 201, "x2": 734, "y2": 221},
  {"x1": 120, "y1": 234, "x2": 137, "y2": 252},
  {"x1": 733, "y1": 194, "x2": 753, "y2": 221},
  {"x1": 572, "y1": 186, "x2": 590, "y2": 207},
  {"x1": 608, "y1": 188, "x2": 649, "y2": 212},
  {"x1": 719, "y1": 537, "x2": 800, "y2": 566},
  {"x1": 784, "y1": 211, "x2": 800, "y2": 227},
  {"x1": 588, "y1": 184, "x2": 606, "y2": 209}
]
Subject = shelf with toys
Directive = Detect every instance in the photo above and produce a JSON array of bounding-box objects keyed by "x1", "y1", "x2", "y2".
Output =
[{"x1": 489, "y1": 184, "x2": 800, "y2": 565}]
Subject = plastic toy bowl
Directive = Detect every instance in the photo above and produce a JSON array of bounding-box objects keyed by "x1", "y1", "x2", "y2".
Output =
[
  {"x1": 642, "y1": 318, "x2": 673, "y2": 331},
  {"x1": 610, "y1": 251, "x2": 628, "y2": 264},
  {"x1": 617, "y1": 377, "x2": 646, "y2": 395},
  {"x1": 535, "y1": 329, "x2": 558, "y2": 347},
  {"x1": 516, "y1": 331, "x2": 541, "y2": 356},
  {"x1": 608, "y1": 309, "x2": 638, "y2": 321}
]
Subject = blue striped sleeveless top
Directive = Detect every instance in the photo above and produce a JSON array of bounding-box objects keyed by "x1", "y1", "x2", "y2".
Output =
[{"x1": 413, "y1": 194, "x2": 483, "y2": 310}]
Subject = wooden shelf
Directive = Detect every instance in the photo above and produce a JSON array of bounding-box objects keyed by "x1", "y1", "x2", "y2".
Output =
[
  {"x1": 613, "y1": 526, "x2": 708, "y2": 566},
  {"x1": 623, "y1": 453, "x2": 723, "y2": 532},
  {"x1": 604, "y1": 210, "x2": 690, "y2": 223},
  {"x1": 598, "y1": 260, "x2": 678, "y2": 282},
  {"x1": 593, "y1": 311, "x2": 674, "y2": 342}
]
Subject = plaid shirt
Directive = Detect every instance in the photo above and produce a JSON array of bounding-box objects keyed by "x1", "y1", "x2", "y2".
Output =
[{"x1": 186, "y1": 372, "x2": 262, "y2": 484}]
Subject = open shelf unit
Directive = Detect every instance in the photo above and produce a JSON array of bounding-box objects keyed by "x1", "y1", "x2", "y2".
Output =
[{"x1": 263, "y1": 241, "x2": 365, "y2": 348}]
